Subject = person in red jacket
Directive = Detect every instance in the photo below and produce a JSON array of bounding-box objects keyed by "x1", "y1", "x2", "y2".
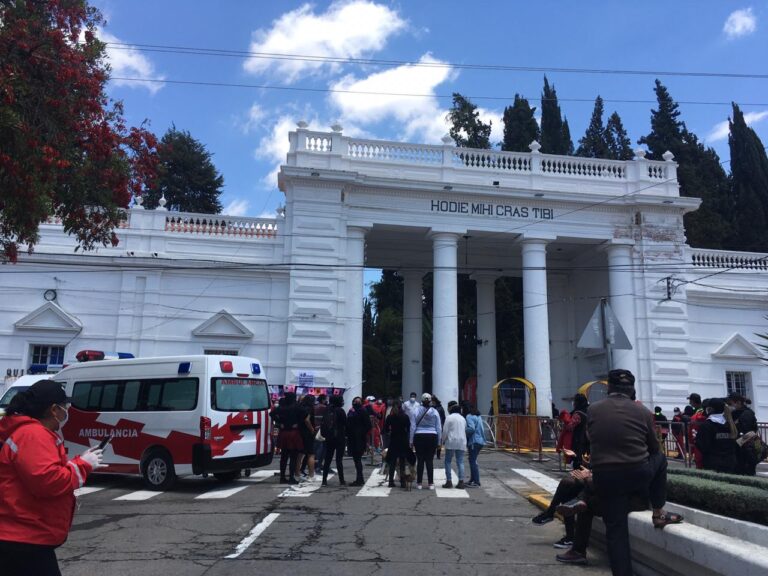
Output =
[{"x1": 0, "y1": 379, "x2": 103, "y2": 576}]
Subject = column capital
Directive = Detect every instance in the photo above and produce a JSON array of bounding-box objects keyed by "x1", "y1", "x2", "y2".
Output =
[
  {"x1": 600, "y1": 239, "x2": 635, "y2": 254},
  {"x1": 518, "y1": 232, "x2": 556, "y2": 246},
  {"x1": 470, "y1": 272, "x2": 500, "y2": 284},
  {"x1": 347, "y1": 225, "x2": 371, "y2": 239},
  {"x1": 399, "y1": 269, "x2": 426, "y2": 281},
  {"x1": 427, "y1": 230, "x2": 462, "y2": 243}
]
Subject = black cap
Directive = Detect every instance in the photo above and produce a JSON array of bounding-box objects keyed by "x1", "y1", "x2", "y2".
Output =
[
  {"x1": 27, "y1": 380, "x2": 70, "y2": 405},
  {"x1": 608, "y1": 369, "x2": 635, "y2": 388},
  {"x1": 687, "y1": 393, "x2": 701, "y2": 404}
]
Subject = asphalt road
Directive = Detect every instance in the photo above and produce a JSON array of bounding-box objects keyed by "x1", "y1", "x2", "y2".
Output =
[{"x1": 59, "y1": 450, "x2": 611, "y2": 575}]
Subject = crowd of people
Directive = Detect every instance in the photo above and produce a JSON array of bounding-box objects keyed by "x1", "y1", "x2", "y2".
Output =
[{"x1": 269, "y1": 391, "x2": 487, "y2": 490}]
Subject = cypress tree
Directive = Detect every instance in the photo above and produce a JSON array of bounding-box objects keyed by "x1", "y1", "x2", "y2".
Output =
[
  {"x1": 728, "y1": 103, "x2": 768, "y2": 252},
  {"x1": 502, "y1": 95, "x2": 540, "y2": 152},
  {"x1": 540, "y1": 76, "x2": 572, "y2": 155},
  {"x1": 605, "y1": 112, "x2": 634, "y2": 160},
  {"x1": 638, "y1": 80, "x2": 730, "y2": 249},
  {"x1": 447, "y1": 93, "x2": 492, "y2": 149},
  {"x1": 576, "y1": 96, "x2": 609, "y2": 158}
]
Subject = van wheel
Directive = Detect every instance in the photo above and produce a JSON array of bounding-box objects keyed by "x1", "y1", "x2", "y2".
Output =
[
  {"x1": 213, "y1": 471, "x2": 240, "y2": 483},
  {"x1": 142, "y1": 450, "x2": 176, "y2": 490}
]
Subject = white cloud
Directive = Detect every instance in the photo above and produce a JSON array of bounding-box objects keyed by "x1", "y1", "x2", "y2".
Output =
[
  {"x1": 243, "y1": 1, "x2": 405, "y2": 83},
  {"x1": 239, "y1": 103, "x2": 267, "y2": 135},
  {"x1": 723, "y1": 8, "x2": 757, "y2": 39},
  {"x1": 99, "y1": 30, "x2": 166, "y2": 94},
  {"x1": 222, "y1": 198, "x2": 250, "y2": 216},
  {"x1": 329, "y1": 53, "x2": 456, "y2": 143},
  {"x1": 706, "y1": 110, "x2": 768, "y2": 142}
]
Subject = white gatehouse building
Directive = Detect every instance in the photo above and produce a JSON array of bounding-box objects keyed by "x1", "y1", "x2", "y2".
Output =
[{"x1": 2, "y1": 125, "x2": 767, "y2": 418}]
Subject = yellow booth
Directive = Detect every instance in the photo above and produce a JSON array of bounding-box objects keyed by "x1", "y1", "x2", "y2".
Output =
[
  {"x1": 491, "y1": 378, "x2": 539, "y2": 450},
  {"x1": 576, "y1": 379, "x2": 608, "y2": 403}
]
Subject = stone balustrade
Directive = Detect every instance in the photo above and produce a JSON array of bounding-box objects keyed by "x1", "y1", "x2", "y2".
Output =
[
  {"x1": 287, "y1": 127, "x2": 677, "y2": 194},
  {"x1": 164, "y1": 213, "x2": 278, "y2": 239},
  {"x1": 690, "y1": 248, "x2": 768, "y2": 271}
]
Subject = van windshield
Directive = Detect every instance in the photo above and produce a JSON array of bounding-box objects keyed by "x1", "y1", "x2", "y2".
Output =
[
  {"x1": 211, "y1": 378, "x2": 269, "y2": 411},
  {"x1": 0, "y1": 386, "x2": 29, "y2": 408}
]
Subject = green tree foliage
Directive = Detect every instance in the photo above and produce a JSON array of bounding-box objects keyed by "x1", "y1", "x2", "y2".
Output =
[
  {"x1": 728, "y1": 103, "x2": 768, "y2": 252},
  {"x1": 447, "y1": 93, "x2": 492, "y2": 149},
  {"x1": 502, "y1": 95, "x2": 540, "y2": 152},
  {"x1": 540, "y1": 76, "x2": 573, "y2": 155},
  {"x1": 0, "y1": 0, "x2": 158, "y2": 261},
  {"x1": 362, "y1": 271, "x2": 404, "y2": 398},
  {"x1": 638, "y1": 80, "x2": 731, "y2": 249},
  {"x1": 576, "y1": 96, "x2": 609, "y2": 158},
  {"x1": 143, "y1": 127, "x2": 224, "y2": 213},
  {"x1": 605, "y1": 112, "x2": 634, "y2": 160}
]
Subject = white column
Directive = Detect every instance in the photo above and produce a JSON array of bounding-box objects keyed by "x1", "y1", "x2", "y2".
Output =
[
  {"x1": 473, "y1": 274, "x2": 498, "y2": 414},
  {"x1": 522, "y1": 238, "x2": 553, "y2": 416},
  {"x1": 431, "y1": 232, "x2": 459, "y2": 404},
  {"x1": 345, "y1": 227, "x2": 367, "y2": 407},
  {"x1": 606, "y1": 241, "x2": 639, "y2": 380},
  {"x1": 401, "y1": 270, "x2": 424, "y2": 399}
]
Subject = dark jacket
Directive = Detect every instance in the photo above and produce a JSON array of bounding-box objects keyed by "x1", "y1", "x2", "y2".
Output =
[
  {"x1": 695, "y1": 419, "x2": 737, "y2": 473},
  {"x1": 733, "y1": 407, "x2": 758, "y2": 435},
  {"x1": 384, "y1": 412, "x2": 411, "y2": 461},
  {"x1": 321, "y1": 406, "x2": 347, "y2": 443},
  {"x1": 587, "y1": 394, "x2": 659, "y2": 471},
  {"x1": 346, "y1": 406, "x2": 372, "y2": 455}
]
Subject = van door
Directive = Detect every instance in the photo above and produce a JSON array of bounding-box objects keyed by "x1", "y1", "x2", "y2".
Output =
[{"x1": 208, "y1": 377, "x2": 271, "y2": 459}]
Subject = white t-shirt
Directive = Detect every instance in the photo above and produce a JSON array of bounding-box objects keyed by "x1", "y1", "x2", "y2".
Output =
[{"x1": 442, "y1": 412, "x2": 468, "y2": 451}]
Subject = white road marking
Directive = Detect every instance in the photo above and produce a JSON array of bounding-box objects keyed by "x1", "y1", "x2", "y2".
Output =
[
  {"x1": 114, "y1": 490, "x2": 163, "y2": 501},
  {"x1": 432, "y1": 469, "x2": 469, "y2": 498},
  {"x1": 356, "y1": 469, "x2": 391, "y2": 497},
  {"x1": 481, "y1": 476, "x2": 518, "y2": 499},
  {"x1": 195, "y1": 485, "x2": 250, "y2": 500},
  {"x1": 238, "y1": 470, "x2": 278, "y2": 482},
  {"x1": 224, "y1": 512, "x2": 279, "y2": 559},
  {"x1": 511, "y1": 468, "x2": 559, "y2": 493},
  {"x1": 278, "y1": 476, "x2": 331, "y2": 498},
  {"x1": 74, "y1": 486, "x2": 105, "y2": 497}
]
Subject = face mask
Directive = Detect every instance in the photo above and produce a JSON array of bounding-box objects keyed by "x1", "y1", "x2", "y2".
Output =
[{"x1": 55, "y1": 404, "x2": 69, "y2": 430}]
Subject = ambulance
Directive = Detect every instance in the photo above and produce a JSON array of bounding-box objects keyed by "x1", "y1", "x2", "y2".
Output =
[{"x1": 55, "y1": 352, "x2": 273, "y2": 489}]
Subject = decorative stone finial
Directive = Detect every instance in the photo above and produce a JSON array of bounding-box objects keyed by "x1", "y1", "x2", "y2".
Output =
[
  {"x1": 634, "y1": 148, "x2": 647, "y2": 160},
  {"x1": 133, "y1": 194, "x2": 144, "y2": 210},
  {"x1": 330, "y1": 123, "x2": 343, "y2": 133},
  {"x1": 157, "y1": 194, "x2": 167, "y2": 211},
  {"x1": 662, "y1": 150, "x2": 675, "y2": 162},
  {"x1": 528, "y1": 140, "x2": 542, "y2": 153},
  {"x1": 441, "y1": 134, "x2": 454, "y2": 145},
  {"x1": 296, "y1": 120, "x2": 309, "y2": 129}
]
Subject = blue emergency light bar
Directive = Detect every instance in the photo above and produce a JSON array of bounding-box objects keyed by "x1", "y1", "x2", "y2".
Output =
[
  {"x1": 178, "y1": 362, "x2": 191, "y2": 374},
  {"x1": 251, "y1": 363, "x2": 261, "y2": 375}
]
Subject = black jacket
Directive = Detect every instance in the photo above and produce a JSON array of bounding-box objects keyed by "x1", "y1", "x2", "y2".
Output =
[
  {"x1": 695, "y1": 419, "x2": 737, "y2": 473},
  {"x1": 346, "y1": 406, "x2": 372, "y2": 455},
  {"x1": 384, "y1": 412, "x2": 411, "y2": 460}
]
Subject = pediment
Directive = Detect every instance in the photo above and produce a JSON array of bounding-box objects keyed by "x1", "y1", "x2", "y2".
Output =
[
  {"x1": 711, "y1": 333, "x2": 762, "y2": 360},
  {"x1": 192, "y1": 310, "x2": 252, "y2": 339},
  {"x1": 14, "y1": 302, "x2": 82, "y2": 333}
]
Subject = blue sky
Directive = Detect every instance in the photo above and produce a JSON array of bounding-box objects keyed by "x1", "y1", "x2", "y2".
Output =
[{"x1": 93, "y1": 0, "x2": 767, "y2": 220}]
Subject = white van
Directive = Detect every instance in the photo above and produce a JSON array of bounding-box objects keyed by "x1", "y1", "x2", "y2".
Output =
[
  {"x1": 0, "y1": 375, "x2": 52, "y2": 418},
  {"x1": 55, "y1": 354, "x2": 273, "y2": 489}
]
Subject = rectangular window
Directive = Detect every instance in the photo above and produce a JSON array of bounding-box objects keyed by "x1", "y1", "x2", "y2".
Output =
[
  {"x1": 31, "y1": 345, "x2": 65, "y2": 367},
  {"x1": 211, "y1": 378, "x2": 269, "y2": 411},
  {"x1": 726, "y1": 371, "x2": 751, "y2": 398},
  {"x1": 204, "y1": 349, "x2": 239, "y2": 356},
  {"x1": 72, "y1": 378, "x2": 199, "y2": 412}
]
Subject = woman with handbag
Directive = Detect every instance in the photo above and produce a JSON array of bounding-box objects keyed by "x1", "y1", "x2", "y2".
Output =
[{"x1": 409, "y1": 393, "x2": 442, "y2": 490}]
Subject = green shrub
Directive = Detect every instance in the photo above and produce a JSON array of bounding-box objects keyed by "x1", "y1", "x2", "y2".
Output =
[
  {"x1": 666, "y1": 474, "x2": 768, "y2": 525},
  {"x1": 668, "y1": 467, "x2": 768, "y2": 490}
]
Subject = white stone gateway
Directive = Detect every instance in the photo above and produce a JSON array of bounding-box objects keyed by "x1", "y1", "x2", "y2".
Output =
[{"x1": 1, "y1": 125, "x2": 766, "y2": 417}]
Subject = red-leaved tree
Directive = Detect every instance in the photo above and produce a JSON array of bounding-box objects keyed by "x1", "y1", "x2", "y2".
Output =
[{"x1": 0, "y1": 0, "x2": 158, "y2": 261}]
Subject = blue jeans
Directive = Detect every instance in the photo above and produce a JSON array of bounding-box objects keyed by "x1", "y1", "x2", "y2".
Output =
[
  {"x1": 444, "y1": 448, "x2": 465, "y2": 482},
  {"x1": 468, "y1": 443, "x2": 482, "y2": 484}
]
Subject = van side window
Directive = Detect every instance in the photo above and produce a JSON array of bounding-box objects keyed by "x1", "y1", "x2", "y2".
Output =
[{"x1": 72, "y1": 378, "x2": 199, "y2": 412}]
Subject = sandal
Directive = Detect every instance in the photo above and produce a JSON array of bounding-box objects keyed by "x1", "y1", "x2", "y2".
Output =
[{"x1": 652, "y1": 511, "x2": 683, "y2": 529}]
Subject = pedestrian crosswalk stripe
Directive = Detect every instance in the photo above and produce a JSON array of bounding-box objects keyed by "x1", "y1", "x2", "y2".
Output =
[
  {"x1": 278, "y1": 476, "x2": 331, "y2": 498},
  {"x1": 195, "y1": 485, "x2": 250, "y2": 500},
  {"x1": 74, "y1": 486, "x2": 105, "y2": 497},
  {"x1": 238, "y1": 470, "x2": 277, "y2": 482},
  {"x1": 114, "y1": 490, "x2": 163, "y2": 501},
  {"x1": 224, "y1": 512, "x2": 279, "y2": 559},
  {"x1": 356, "y1": 469, "x2": 390, "y2": 497},
  {"x1": 432, "y1": 469, "x2": 469, "y2": 498},
  {"x1": 511, "y1": 468, "x2": 558, "y2": 493}
]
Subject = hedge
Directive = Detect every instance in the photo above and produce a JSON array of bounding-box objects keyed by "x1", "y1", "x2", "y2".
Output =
[
  {"x1": 666, "y1": 473, "x2": 768, "y2": 526},
  {"x1": 668, "y1": 467, "x2": 768, "y2": 491}
]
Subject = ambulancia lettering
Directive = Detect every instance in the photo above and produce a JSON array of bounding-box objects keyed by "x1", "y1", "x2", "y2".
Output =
[{"x1": 79, "y1": 428, "x2": 139, "y2": 438}]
